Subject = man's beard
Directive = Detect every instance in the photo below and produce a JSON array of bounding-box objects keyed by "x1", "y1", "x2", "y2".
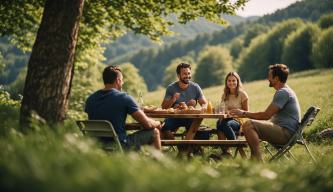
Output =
[{"x1": 181, "y1": 78, "x2": 190, "y2": 84}]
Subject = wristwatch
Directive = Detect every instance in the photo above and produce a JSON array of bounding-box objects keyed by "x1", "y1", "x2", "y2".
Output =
[{"x1": 242, "y1": 111, "x2": 247, "y2": 117}]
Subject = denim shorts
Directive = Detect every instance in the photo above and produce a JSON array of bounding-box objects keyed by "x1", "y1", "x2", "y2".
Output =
[{"x1": 161, "y1": 118, "x2": 193, "y2": 132}]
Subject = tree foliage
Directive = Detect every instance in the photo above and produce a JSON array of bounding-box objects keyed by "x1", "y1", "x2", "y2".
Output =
[
  {"x1": 0, "y1": 51, "x2": 4, "y2": 72},
  {"x1": 229, "y1": 37, "x2": 244, "y2": 60},
  {"x1": 313, "y1": 27, "x2": 333, "y2": 68},
  {"x1": 318, "y1": 12, "x2": 333, "y2": 29},
  {"x1": 242, "y1": 24, "x2": 269, "y2": 47},
  {"x1": 258, "y1": 0, "x2": 333, "y2": 23},
  {"x1": 281, "y1": 24, "x2": 320, "y2": 72},
  {"x1": 0, "y1": 38, "x2": 29, "y2": 84},
  {"x1": 237, "y1": 19, "x2": 305, "y2": 81},
  {"x1": 194, "y1": 46, "x2": 233, "y2": 88}
]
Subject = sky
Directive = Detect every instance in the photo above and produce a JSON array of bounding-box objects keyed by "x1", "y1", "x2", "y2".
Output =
[{"x1": 236, "y1": 0, "x2": 301, "y2": 17}]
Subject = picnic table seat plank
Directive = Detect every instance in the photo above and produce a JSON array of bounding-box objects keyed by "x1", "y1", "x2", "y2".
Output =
[{"x1": 161, "y1": 139, "x2": 248, "y2": 147}]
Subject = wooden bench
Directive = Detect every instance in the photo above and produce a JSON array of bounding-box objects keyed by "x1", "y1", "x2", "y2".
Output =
[{"x1": 161, "y1": 139, "x2": 248, "y2": 158}]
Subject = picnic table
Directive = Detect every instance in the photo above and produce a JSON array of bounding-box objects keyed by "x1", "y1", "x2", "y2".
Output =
[
  {"x1": 145, "y1": 112, "x2": 248, "y2": 158},
  {"x1": 145, "y1": 113, "x2": 226, "y2": 139}
]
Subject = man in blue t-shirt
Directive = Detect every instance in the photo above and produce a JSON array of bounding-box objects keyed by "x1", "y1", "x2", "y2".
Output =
[
  {"x1": 85, "y1": 65, "x2": 162, "y2": 150},
  {"x1": 230, "y1": 64, "x2": 301, "y2": 162},
  {"x1": 161, "y1": 63, "x2": 207, "y2": 139}
]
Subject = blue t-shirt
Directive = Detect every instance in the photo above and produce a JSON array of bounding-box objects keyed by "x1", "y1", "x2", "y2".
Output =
[
  {"x1": 84, "y1": 88, "x2": 139, "y2": 143},
  {"x1": 164, "y1": 81, "x2": 204, "y2": 107},
  {"x1": 270, "y1": 86, "x2": 301, "y2": 133}
]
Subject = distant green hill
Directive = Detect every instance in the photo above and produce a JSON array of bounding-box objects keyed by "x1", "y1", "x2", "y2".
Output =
[
  {"x1": 104, "y1": 15, "x2": 248, "y2": 64},
  {"x1": 115, "y1": 0, "x2": 333, "y2": 91}
]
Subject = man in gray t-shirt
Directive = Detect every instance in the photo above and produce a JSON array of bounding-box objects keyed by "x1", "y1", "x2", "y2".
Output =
[
  {"x1": 161, "y1": 63, "x2": 207, "y2": 139},
  {"x1": 164, "y1": 81, "x2": 204, "y2": 107},
  {"x1": 230, "y1": 64, "x2": 301, "y2": 161},
  {"x1": 271, "y1": 87, "x2": 301, "y2": 133}
]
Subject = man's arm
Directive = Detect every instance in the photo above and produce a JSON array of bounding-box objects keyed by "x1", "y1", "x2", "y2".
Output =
[
  {"x1": 198, "y1": 97, "x2": 207, "y2": 106},
  {"x1": 230, "y1": 103, "x2": 279, "y2": 120},
  {"x1": 131, "y1": 110, "x2": 162, "y2": 129},
  {"x1": 161, "y1": 92, "x2": 180, "y2": 109}
]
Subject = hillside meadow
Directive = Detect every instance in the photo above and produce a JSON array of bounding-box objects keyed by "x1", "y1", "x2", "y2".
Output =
[{"x1": 1, "y1": 69, "x2": 333, "y2": 191}]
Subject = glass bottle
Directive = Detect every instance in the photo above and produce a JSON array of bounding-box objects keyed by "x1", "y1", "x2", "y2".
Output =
[
  {"x1": 137, "y1": 91, "x2": 144, "y2": 109},
  {"x1": 207, "y1": 101, "x2": 213, "y2": 114}
]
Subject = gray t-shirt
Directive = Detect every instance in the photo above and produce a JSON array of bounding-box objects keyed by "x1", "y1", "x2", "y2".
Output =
[
  {"x1": 164, "y1": 81, "x2": 204, "y2": 107},
  {"x1": 270, "y1": 85, "x2": 301, "y2": 133}
]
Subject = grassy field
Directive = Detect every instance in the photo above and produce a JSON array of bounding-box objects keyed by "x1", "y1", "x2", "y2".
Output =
[{"x1": 1, "y1": 69, "x2": 333, "y2": 191}]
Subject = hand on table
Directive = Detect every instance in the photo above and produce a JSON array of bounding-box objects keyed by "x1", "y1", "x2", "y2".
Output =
[
  {"x1": 186, "y1": 99, "x2": 197, "y2": 107},
  {"x1": 229, "y1": 108, "x2": 244, "y2": 117}
]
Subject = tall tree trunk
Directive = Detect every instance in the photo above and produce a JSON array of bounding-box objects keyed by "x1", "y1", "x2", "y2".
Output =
[{"x1": 20, "y1": 0, "x2": 84, "y2": 127}]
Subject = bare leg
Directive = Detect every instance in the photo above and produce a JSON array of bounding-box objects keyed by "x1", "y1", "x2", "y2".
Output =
[
  {"x1": 217, "y1": 132, "x2": 231, "y2": 154},
  {"x1": 242, "y1": 121, "x2": 263, "y2": 162},
  {"x1": 153, "y1": 128, "x2": 161, "y2": 150}
]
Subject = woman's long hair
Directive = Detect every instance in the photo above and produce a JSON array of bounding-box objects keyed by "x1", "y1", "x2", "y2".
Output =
[{"x1": 222, "y1": 72, "x2": 243, "y2": 101}]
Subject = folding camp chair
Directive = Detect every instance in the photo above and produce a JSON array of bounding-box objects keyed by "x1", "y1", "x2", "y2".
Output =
[
  {"x1": 265, "y1": 106, "x2": 320, "y2": 162},
  {"x1": 76, "y1": 120, "x2": 123, "y2": 153}
]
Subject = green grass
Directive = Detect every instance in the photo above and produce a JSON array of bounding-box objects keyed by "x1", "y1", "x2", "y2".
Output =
[{"x1": 1, "y1": 69, "x2": 333, "y2": 191}]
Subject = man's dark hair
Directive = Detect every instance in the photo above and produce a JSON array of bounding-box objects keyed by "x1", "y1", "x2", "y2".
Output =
[
  {"x1": 176, "y1": 63, "x2": 191, "y2": 75},
  {"x1": 103, "y1": 65, "x2": 121, "y2": 84},
  {"x1": 269, "y1": 64, "x2": 289, "y2": 83}
]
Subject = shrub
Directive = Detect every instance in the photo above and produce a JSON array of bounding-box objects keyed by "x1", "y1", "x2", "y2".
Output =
[
  {"x1": 312, "y1": 27, "x2": 333, "y2": 69},
  {"x1": 194, "y1": 46, "x2": 233, "y2": 88}
]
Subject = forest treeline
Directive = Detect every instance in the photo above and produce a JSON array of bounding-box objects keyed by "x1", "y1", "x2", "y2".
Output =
[{"x1": 110, "y1": 0, "x2": 333, "y2": 90}]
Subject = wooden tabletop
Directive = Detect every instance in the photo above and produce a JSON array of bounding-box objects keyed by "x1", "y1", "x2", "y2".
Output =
[{"x1": 145, "y1": 113, "x2": 227, "y2": 119}]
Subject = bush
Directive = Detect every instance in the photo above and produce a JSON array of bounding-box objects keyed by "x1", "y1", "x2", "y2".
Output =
[
  {"x1": 238, "y1": 19, "x2": 304, "y2": 81},
  {"x1": 0, "y1": 86, "x2": 20, "y2": 136},
  {"x1": 318, "y1": 12, "x2": 333, "y2": 29},
  {"x1": 312, "y1": 27, "x2": 333, "y2": 69},
  {"x1": 194, "y1": 46, "x2": 233, "y2": 88},
  {"x1": 281, "y1": 24, "x2": 320, "y2": 72}
]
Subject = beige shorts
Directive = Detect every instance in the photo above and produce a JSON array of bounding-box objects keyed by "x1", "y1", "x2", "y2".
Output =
[{"x1": 249, "y1": 120, "x2": 293, "y2": 145}]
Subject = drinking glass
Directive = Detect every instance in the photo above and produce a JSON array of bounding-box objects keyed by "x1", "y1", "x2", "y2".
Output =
[{"x1": 219, "y1": 101, "x2": 226, "y2": 114}]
